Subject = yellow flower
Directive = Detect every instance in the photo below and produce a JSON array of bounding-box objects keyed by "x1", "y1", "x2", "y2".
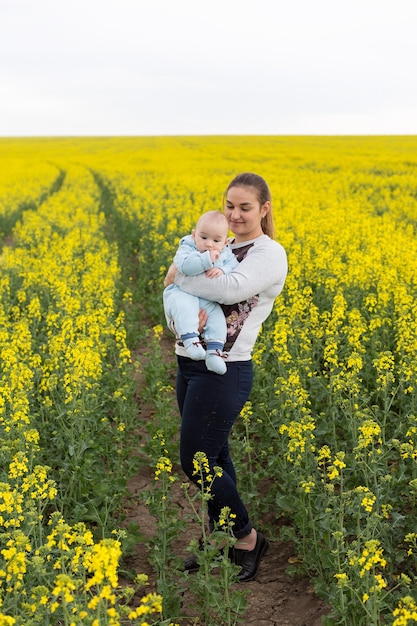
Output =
[
  {"x1": 84, "y1": 539, "x2": 121, "y2": 591},
  {"x1": 154, "y1": 456, "x2": 173, "y2": 480},
  {"x1": 334, "y1": 572, "x2": 348, "y2": 587},
  {"x1": 128, "y1": 592, "x2": 163, "y2": 620}
]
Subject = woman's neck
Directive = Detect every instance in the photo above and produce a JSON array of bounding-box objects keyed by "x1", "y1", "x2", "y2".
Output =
[{"x1": 232, "y1": 230, "x2": 264, "y2": 244}]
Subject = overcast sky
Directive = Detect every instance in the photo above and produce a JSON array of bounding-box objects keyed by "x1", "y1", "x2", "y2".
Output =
[{"x1": 1, "y1": 0, "x2": 416, "y2": 136}]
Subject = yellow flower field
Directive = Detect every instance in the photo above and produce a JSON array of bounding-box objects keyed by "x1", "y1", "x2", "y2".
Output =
[{"x1": 0, "y1": 135, "x2": 417, "y2": 624}]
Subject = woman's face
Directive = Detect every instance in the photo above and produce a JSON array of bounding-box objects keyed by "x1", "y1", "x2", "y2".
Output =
[{"x1": 225, "y1": 185, "x2": 269, "y2": 243}]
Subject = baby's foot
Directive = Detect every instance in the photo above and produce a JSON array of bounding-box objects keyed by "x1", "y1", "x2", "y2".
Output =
[
  {"x1": 205, "y1": 350, "x2": 227, "y2": 375},
  {"x1": 183, "y1": 337, "x2": 206, "y2": 360}
]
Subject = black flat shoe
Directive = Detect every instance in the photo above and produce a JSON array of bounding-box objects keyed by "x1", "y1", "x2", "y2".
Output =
[
  {"x1": 233, "y1": 531, "x2": 269, "y2": 582},
  {"x1": 183, "y1": 552, "x2": 200, "y2": 571}
]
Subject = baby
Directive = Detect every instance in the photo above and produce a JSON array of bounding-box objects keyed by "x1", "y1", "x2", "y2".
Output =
[{"x1": 163, "y1": 210, "x2": 238, "y2": 374}]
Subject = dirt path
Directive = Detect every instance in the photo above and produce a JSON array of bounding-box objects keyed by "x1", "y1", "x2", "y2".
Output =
[{"x1": 122, "y1": 334, "x2": 330, "y2": 625}]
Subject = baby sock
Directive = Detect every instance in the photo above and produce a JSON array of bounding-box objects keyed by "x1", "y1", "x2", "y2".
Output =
[
  {"x1": 182, "y1": 334, "x2": 206, "y2": 360},
  {"x1": 205, "y1": 341, "x2": 227, "y2": 375}
]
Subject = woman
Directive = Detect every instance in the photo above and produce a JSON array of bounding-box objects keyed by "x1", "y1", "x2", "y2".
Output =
[{"x1": 164, "y1": 172, "x2": 288, "y2": 582}]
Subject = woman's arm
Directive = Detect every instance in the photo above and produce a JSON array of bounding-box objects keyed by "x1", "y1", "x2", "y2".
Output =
[{"x1": 174, "y1": 239, "x2": 287, "y2": 304}]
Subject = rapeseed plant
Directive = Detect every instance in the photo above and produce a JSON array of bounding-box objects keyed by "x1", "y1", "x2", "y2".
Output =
[{"x1": 2, "y1": 135, "x2": 417, "y2": 623}]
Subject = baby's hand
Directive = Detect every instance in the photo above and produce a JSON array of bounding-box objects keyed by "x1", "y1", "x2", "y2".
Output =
[
  {"x1": 205, "y1": 267, "x2": 224, "y2": 278},
  {"x1": 209, "y1": 250, "x2": 220, "y2": 263}
]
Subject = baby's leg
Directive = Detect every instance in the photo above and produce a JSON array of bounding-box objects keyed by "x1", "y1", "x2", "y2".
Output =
[
  {"x1": 199, "y1": 298, "x2": 227, "y2": 375},
  {"x1": 164, "y1": 287, "x2": 205, "y2": 360}
]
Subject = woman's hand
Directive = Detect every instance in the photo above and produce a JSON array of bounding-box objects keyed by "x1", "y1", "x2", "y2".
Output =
[
  {"x1": 164, "y1": 263, "x2": 177, "y2": 287},
  {"x1": 198, "y1": 309, "x2": 208, "y2": 333}
]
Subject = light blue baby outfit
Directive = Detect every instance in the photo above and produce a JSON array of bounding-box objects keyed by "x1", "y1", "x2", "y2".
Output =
[{"x1": 163, "y1": 234, "x2": 238, "y2": 374}]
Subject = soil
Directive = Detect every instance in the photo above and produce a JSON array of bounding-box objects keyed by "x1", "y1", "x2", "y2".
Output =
[{"x1": 121, "y1": 333, "x2": 330, "y2": 626}]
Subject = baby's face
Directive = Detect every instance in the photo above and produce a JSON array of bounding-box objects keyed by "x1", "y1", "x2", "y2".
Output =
[{"x1": 192, "y1": 220, "x2": 228, "y2": 254}]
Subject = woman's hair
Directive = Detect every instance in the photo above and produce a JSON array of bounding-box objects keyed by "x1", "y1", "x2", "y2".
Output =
[{"x1": 225, "y1": 172, "x2": 275, "y2": 239}]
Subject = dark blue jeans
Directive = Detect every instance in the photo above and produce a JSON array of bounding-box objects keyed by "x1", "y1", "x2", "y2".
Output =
[{"x1": 176, "y1": 355, "x2": 254, "y2": 539}]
